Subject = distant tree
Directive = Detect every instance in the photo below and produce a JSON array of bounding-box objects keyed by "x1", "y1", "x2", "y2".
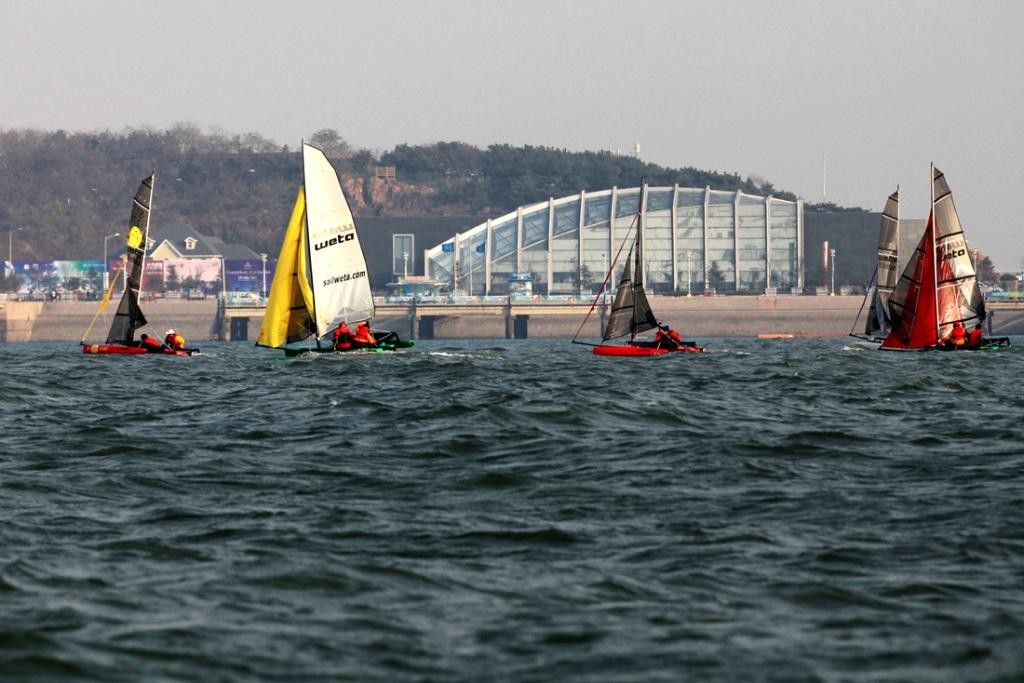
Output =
[
  {"x1": 708, "y1": 261, "x2": 725, "y2": 291},
  {"x1": 1, "y1": 272, "x2": 21, "y2": 292},
  {"x1": 976, "y1": 255, "x2": 997, "y2": 282},
  {"x1": 165, "y1": 265, "x2": 180, "y2": 292},
  {"x1": 350, "y1": 149, "x2": 375, "y2": 173},
  {"x1": 309, "y1": 129, "x2": 350, "y2": 156},
  {"x1": 144, "y1": 272, "x2": 163, "y2": 293},
  {"x1": 805, "y1": 202, "x2": 867, "y2": 213}
]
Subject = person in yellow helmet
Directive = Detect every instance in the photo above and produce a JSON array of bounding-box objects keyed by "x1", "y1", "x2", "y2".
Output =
[{"x1": 164, "y1": 329, "x2": 186, "y2": 351}]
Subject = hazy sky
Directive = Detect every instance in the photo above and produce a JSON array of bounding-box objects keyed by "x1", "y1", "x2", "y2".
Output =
[{"x1": 3, "y1": 0, "x2": 1023, "y2": 268}]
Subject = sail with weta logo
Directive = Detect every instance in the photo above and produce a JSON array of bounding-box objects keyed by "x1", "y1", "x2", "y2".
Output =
[
  {"x1": 864, "y1": 189, "x2": 900, "y2": 338},
  {"x1": 881, "y1": 166, "x2": 986, "y2": 350},
  {"x1": 105, "y1": 175, "x2": 153, "y2": 344},
  {"x1": 256, "y1": 143, "x2": 374, "y2": 348}
]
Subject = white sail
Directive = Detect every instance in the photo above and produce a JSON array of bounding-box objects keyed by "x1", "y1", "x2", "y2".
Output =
[
  {"x1": 932, "y1": 165, "x2": 985, "y2": 336},
  {"x1": 302, "y1": 143, "x2": 375, "y2": 337}
]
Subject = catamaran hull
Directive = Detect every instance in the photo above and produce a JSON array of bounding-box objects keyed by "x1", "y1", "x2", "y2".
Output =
[
  {"x1": 593, "y1": 342, "x2": 703, "y2": 357},
  {"x1": 81, "y1": 343, "x2": 198, "y2": 356},
  {"x1": 878, "y1": 337, "x2": 1011, "y2": 352},
  {"x1": 282, "y1": 340, "x2": 415, "y2": 357},
  {"x1": 280, "y1": 330, "x2": 414, "y2": 357}
]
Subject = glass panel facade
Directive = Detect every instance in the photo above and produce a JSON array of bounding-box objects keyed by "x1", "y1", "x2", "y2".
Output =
[
  {"x1": 457, "y1": 233, "x2": 487, "y2": 295},
  {"x1": 706, "y1": 191, "x2": 735, "y2": 292},
  {"x1": 550, "y1": 231, "x2": 580, "y2": 294},
  {"x1": 737, "y1": 194, "x2": 767, "y2": 292},
  {"x1": 770, "y1": 201, "x2": 799, "y2": 291},
  {"x1": 581, "y1": 223, "x2": 609, "y2": 294},
  {"x1": 520, "y1": 242, "x2": 549, "y2": 293},
  {"x1": 424, "y1": 186, "x2": 801, "y2": 296},
  {"x1": 644, "y1": 205, "x2": 673, "y2": 293},
  {"x1": 491, "y1": 218, "x2": 517, "y2": 261},
  {"x1": 584, "y1": 194, "x2": 611, "y2": 227},
  {"x1": 522, "y1": 208, "x2": 548, "y2": 249},
  {"x1": 553, "y1": 201, "x2": 580, "y2": 237},
  {"x1": 392, "y1": 234, "x2": 414, "y2": 276},
  {"x1": 615, "y1": 189, "x2": 640, "y2": 218},
  {"x1": 677, "y1": 189, "x2": 705, "y2": 294}
]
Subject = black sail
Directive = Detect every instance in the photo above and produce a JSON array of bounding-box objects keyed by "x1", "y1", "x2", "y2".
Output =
[
  {"x1": 603, "y1": 242, "x2": 637, "y2": 340},
  {"x1": 601, "y1": 214, "x2": 658, "y2": 341},
  {"x1": 106, "y1": 175, "x2": 153, "y2": 344}
]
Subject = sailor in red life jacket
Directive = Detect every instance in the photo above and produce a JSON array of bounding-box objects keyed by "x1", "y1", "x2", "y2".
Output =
[
  {"x1": 950, "y1": 320, "x2": 967, "y2": 347},
  {"x1": 139, "y1": 333, "x2": 165, "y2": 353},
  {"x1": 968, "y1": 323, "x2": 984, "y2": 346},
  {"x1": 654, "y1": 321, "x2": 682, "y2": 349},
  {"x1": 353, "y1": 321, "x2": 376, "y2": 348},
  {"x1": 332, "y1": 322, "x2": 354, "y2": 351}
]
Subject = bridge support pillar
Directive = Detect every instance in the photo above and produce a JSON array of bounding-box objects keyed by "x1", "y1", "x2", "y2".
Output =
[
  {"x1": 513, "y1": 315, "x2": 529, "y2": 339},
  {"x1": 418, "y1": 316, "x2": 436, "y2": 340},
  {"x1": 230, "y1": 316, "x2": 249, "y2": 342}
]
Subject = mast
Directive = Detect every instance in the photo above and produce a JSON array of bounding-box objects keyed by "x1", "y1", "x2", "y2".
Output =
[
  {"x1": 931, "y1": 162, "x2": 939, "y2": 341},
  {"x1": 139, "y1": 174, "x2": 153, "y2": 297},
  {"x1": 301, "y1": 142, "x2": 318, "y2": 337},
  {"x1": 631, "y1": 185, "x2": 644, "y2": 342}
]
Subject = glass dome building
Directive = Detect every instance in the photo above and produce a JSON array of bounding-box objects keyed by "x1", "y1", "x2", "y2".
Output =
[{"x1": 425, "y1": 185, "x2": 803, "y2": 296}]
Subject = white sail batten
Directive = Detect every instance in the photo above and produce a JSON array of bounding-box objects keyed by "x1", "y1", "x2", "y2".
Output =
[{"x1": 302, "y1": 143, "x2": 375, "y2": 337}]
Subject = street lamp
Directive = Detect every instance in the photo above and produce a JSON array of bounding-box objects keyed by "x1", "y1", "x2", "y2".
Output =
[
  {"x1": 103, "y1": 232, "x2": 121, "y2": 290},
  {"x1": 402, "y1": 251, "x2": 409, "y2": 279},
  {"x1": 260, "y1": 253, "x2": 268, "y2": 299},
  {"x1": 8, "y1": 226, "x2": 24, "y2": 264},
  {"x1": 829, "y1": 248, "x2": 837, "y2": 296}
]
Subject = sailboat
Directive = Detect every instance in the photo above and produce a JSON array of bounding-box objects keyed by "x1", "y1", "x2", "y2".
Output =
[
  {"x1": 850, "y1": 188, "x2": 900, "y2": 342},
  {"x1": 880, "y1": 164, "x2": 1008, "y2": 351},
  {"x1": 256, "y1": 142, "x2": 412, "y2": 356},
  {"x1": 572, "y1": 183, "x2": 703, "y2": 356},
  {"x1": 81, "y1": 174, "x2": 198, "y2": 356}
]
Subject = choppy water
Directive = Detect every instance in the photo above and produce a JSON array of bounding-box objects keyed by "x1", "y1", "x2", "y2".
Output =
[{"x1": 2, "y1": 338, "x2": 1023, "y2": 682}]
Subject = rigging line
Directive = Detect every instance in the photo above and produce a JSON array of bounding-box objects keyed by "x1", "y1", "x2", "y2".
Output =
[
  {"x1": 80, "y1": 266, "x2": 124, "y2": 343},
  {"x1": 849, "y1": 265, "x2": 878, "y2": 337},
  {"x1": 570, "y1": 206, "x2": 639, "y2": 343}
]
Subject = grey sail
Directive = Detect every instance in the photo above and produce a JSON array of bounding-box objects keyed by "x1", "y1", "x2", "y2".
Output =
[{"x1": 865, "y1": 189, "x2": 899, "y2": 337}]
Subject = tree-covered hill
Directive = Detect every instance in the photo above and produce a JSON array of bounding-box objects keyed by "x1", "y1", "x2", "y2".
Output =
[{"x1": 0, "y1": 125, "x2": 833, "y2": 260}]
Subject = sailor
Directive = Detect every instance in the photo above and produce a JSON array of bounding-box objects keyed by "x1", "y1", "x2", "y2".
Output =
[
  {"x1": 655, "y1": 321, "x2": 682, "y2": 348},
  {"x1": 950, "y1": 321, "x2": 967, "y2": 347},
  {"x1": 353, "y1": 321, "x2": 376, "y2": 348},
  {"x1": 332, "y1": 322, "x2": 354, "y2": 351},
  {"x1": 968, "y1": 323, "x2": 984, "y2": 346},
  {"x1": 140, "y1": 333, "x2": 165, "y2": 353},
  {"x1": 164, "y1": 329, "x2": 186, "y2": 350}
]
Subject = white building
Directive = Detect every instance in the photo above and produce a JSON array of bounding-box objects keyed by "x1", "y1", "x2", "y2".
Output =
[{"x1": 425, "y1": 184, "x2": 803, "y2": 296}]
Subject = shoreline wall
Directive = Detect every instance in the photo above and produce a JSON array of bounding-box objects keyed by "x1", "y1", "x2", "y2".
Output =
[{"x1": 5, "y1": 295, "x2": 1024, "y2": 342}]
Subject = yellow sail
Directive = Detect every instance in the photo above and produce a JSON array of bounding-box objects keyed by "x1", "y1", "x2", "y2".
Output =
[{"x1": 255, "y1": 187, "x2": 316, "y2": 347}]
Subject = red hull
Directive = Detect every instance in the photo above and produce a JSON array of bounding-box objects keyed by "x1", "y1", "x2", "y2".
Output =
[
  {"x1": 593, "y1": 343, "x2": 704, "y2": 357},
  {"x1": 81, "y1": 343, "x2": 194, "y2": 356}
]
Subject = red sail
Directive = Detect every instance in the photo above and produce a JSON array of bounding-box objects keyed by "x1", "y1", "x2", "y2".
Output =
[{"x1": 880, "y1": 220, "x2": 938, "y2": 349}]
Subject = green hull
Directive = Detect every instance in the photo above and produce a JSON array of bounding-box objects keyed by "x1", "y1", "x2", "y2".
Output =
[{"x1": 282, "y1": 338, "x2": 414, "y2": 357}]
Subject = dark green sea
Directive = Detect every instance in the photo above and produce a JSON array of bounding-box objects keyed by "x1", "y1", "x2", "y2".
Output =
[{"x1": 2, "y1": 338, "x2": 1023, "y2": 682}]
